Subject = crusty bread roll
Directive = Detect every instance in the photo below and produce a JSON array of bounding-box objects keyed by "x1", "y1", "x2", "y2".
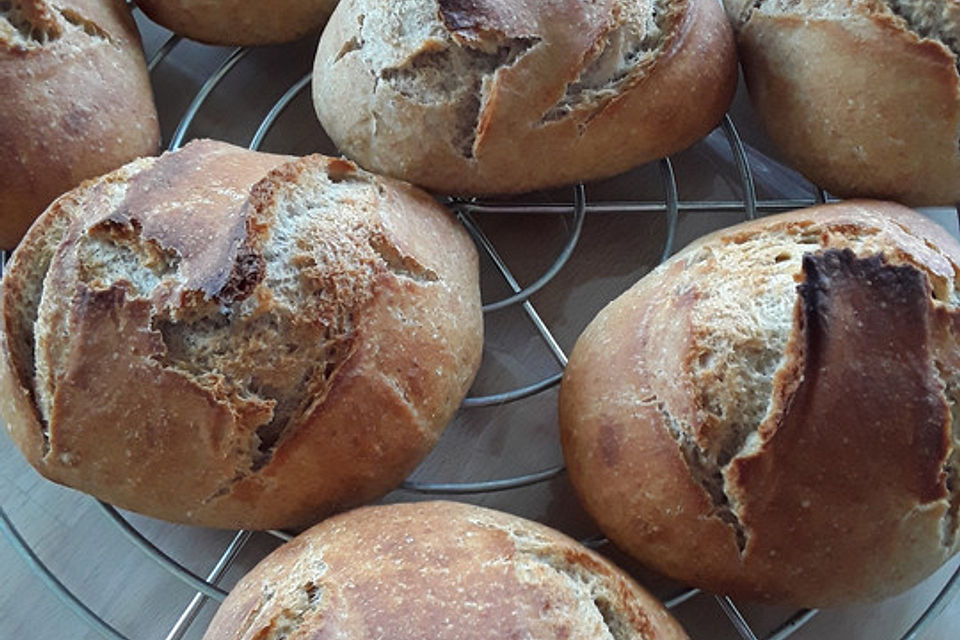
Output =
[
  {"x1": 312, "y1": 0, "x2": 737, "y2": 195},
  {"x1": 0, "y1": 0, "x2": 160, "y2": 250},
  {"x1": 136, "y1": 0, "x2": 339, "y2": 46},
  {"x1": 560, "y1": 201, "x2": 960, "y2": 607},
  {"x1": 724, "y1": 0, "x2": 960, "y2": 205},
  {"x1": 202, "y1": 501, "x2": 689, "y2": 640},
  {"x1": 0, "y1": 139, "x2": 483, "y2": 530}
]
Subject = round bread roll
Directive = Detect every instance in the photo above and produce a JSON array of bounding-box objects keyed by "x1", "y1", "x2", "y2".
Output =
[
  {"x1": 559, "y1": 201, "x2": 960, "y2": 607},
  {"x1": 724, "y1": 0, "x2": 960, "y2": 206},
  {"x1": 312, "y1": 0, "x2": 737, "y2": 195},
  {"x1": 0, "y1": 0, "x2": 160, "y2": 250},
  {"x1": 136, "y1": 0, "x2": 339, "y2": 46},
  {"x1": 202, "y1": 501, "x2": 689, "y2": 640},
  {"x1": 0, "y1": 139, "x2": 483, "y2": 530}
]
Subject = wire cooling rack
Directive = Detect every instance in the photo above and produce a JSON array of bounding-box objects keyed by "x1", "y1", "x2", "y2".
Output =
[{"x1": 1, "y1": 11, "x2": 959, "y2": 640}]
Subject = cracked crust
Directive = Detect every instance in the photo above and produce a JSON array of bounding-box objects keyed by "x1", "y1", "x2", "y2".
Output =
[
  {"x1": 0, "y1": 0, "x2": 160, "y2": 249},
  {"x1": 201, "y1": 501, "x2": 689, "y2": 640},
  {"x1": 0, "y1": 139, "x2": 483, "y2": 530},
  {"x1": 723, "y1": 0, "x2": 960, "y2": 205},
  {"x1": 312, "y1": 0, "x2": 736, "y2": 195},
  {"x1": 135, "y1": 0, "x2": 339, "y2": 46},
  {"x1": 560, "y1": 201, "x2": 960, "y2": 606}
]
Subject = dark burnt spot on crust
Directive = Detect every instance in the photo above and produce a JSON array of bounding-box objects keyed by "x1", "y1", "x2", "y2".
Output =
[
  {"x1": 798, "y1": 248, "x2": 950, "y2": 504},
  {"x1": 216, "y1": 244, "x2": 265, "y2": 306},
  {"x1": 438, "y1": 0, "x2": 506, "y2": 38},
  {"x1": 798, "y1": 249, "x2": 924, "y2": 372}
]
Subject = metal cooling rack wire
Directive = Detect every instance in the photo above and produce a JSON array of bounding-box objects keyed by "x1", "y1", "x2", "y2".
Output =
[
  {"x1": 0, "y1": 509, "x2": 128, "y2": 640},
  {"x1": 96, "y1": 501, "x2": 229, "y2": 601},
  {"x1": 401, "y1": 158, "x2": 679, "y2": 492},
  {"x1": 161, "y1": 531, "x2": 251, "y2": 640},
  {"x1": 147, "y1": 34, "x2": 181, "y2": 72},
  {"x1": 721, "y1": 114, "x2": 758, "y2": 221},
  {"x1": 168, "y1": 46, "x2": 249, "y2": 151},
  {"x1": 4, "y1": 502, "x2": 957, "y2": 640},
  {"x1": 249, "y1": 73, "x2": 313, "y2": 152}
]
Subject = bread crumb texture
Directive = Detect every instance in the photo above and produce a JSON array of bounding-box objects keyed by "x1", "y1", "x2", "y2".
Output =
[
  {"x1": 313, "y1": 0, "x2": 736, "y2": 194},
  {"x1": 724, "y1": 0, "x2": 960, "y2": 205},
  {"x1": 736, "y1": 0, "x2": 960, "y2": 57},
  {"x1": 560, "y1": 201, "x2": 960, "y2": 606},
  {"x1": 0, "y1": 140, "x2": 483, "y2": 530},
  {"x1": 201, "y1": 502, "x2": 689, "y2": 640}
]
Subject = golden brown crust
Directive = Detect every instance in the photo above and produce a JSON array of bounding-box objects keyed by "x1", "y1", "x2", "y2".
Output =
[
  {"x1": 136, "y1": 0, "x2": 339, "y2": 46},
  {"x1": 0, "y1": 140, "x2": 483, "y2": 530},
  {"x1": 0, "y1": 0, "x2": 160, "y2": 250},
  {"x1": 560, "y1": 201, "x2": 960, "y2": 606},
  {"x1": 726, "y1": 0, "x2": 960, "y2": 205},
  {"x1": 312, "y1": 0, "x2": 737, "y2": 195},
  {"x1": 202, "y1": 501, "x2": 689, "y2": 640}
]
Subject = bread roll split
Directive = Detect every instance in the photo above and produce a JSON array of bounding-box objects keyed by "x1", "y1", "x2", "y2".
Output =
[
  {"x1": 0, "y1": 0, "x2": 160, "y2": 250},
  {"x1": 725, "y1": 0, "x2": 960, "y2": 205},
  {"x1": 313, "y1": 0, "x2": 738, "y2": 195},
  {"x1": 202, "y1": 501, "x2": 690, "y2": 640},
  {"x1": 560, "y1": 201, "x2": 960, "y2": 606},
  {"x1": 0, "y1": 139, "x2": 483, "y2": 530}
]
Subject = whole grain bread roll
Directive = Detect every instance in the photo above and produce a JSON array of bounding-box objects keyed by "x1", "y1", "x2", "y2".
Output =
[
  {"x1": 136, "y1": 0, "x2": 339, "y2": 46},
  {"x1": 312, "y1": 0, "x2": 737, "y2": 196},
  {"x1": 202, "y1": 501, "x2": 689, "y2": 640},
  {"x1": 559, "y1": 201, "x2": 960, "y2": 607},
  {"x1": 724, "y1": 0, "x2": 960, "y2": 205},
  {"x1": 0, "y1": 0, "x2": 160, "y2": 250},
  {"x1": 0, "y1": 139, "x2": 483, "y2": 530}
]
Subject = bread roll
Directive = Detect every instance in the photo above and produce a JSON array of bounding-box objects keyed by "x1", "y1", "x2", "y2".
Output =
[
  {"x1": 724, "y1": 0, "x2": 960, "y2": 205},
  {"x1": 0, "y1": 0, "x2": 160, "y2": 250},
  {"x1": 202, "y1": 501, "x2": 689, "y2": 640},
  {"x1": 312, "y1": 0, "x2": 737, "y2": 195},
  {"x1": 0, "y1": 139, "x2": 483, "y2": 530},
  {"x1": 136, "y1": 0, "x2": 339, "y2": 46},
  {"x1": 560, "y1": 201, "x2": 960, "y2": 606}
]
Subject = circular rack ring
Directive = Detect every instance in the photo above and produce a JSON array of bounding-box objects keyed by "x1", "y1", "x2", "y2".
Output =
[
  {"x1": 0, "y1": 507, "x2": 129, "y2": 640},
  {"x1": 249, "y1": 73, "x2": 312, "y2": 151},
  {"x1": 721, "y1": 114, "x2": 758, "y2": 221},
  {"x1": 95, "y1": 501, "x2": 228, "y2": 601},
  {"x1": 168, "y1": 47, "x2": 249, "y2": 151},
  {"x1": 400, "y1": 463, "x2": 566, "y2": 495},
  {"x1": 459, "y1": 183, "x2": 587, "y2": 314}
]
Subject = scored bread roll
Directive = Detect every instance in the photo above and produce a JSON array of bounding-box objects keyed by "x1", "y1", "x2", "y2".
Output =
[
  {"x1": 0, "y1": 0, "x2": 160, "y2": 250},
  {"x1": 312, "y1": 0, "x2": 737, "y2": 195},
  {"x1": 0, "y1": 139, "x2": 483, "y2": 530},
  {"x1": 136, "y1": 0, "x2": 340, "y2": 46},
  {"x1": 560, "y1": 201, "x2": 960, "y2": 606},
  {"x1": 724, "y1": 0, "x2": 960, "y2": 205},
  {"x1": 202, "y1": 501, "x2": 689, "y2": 640}
]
